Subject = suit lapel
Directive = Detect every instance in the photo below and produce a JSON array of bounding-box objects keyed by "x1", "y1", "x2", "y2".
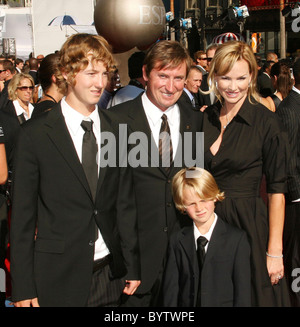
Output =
[
  {"x1": 96, "y1": 109, "x2": 110, "y2": 197},
  {"x1": 179, "y1": 226, "x2": 197, "y2": 272},
  {"x1": 128, "y1": 96, "x2": 163, "y2": 172},
  {"x1": 45, "y1": 104, "x2": 92, "y2": 199},
  {"x1": 203, "y1": 217, "x2": 227, "y2": 266}
]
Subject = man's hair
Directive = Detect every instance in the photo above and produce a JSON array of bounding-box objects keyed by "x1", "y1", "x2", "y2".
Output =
[
  {"x1": 38, "y1": 53, "x2": 60, "y2": 92},
  {"x1": 172, "y1": 167, "x2": 225, "y2": 214},
  {"x1": 1, "y1": 59, "x2": 15, "y2": 74},
  {"x1": 143, "y1": 40, "x2": 192, "y2": 78},
  {"x1": 128, "y1": 51, "x2": 145, "y2": 79},
  {"x1": 270, "y1": 61, "x2": 293, "y2": 98},
  {"x1": 194, "y1": 50, "x2": 206, "y2": 61},
  {"x1": 293, "y1": 57, "x2": 300, "y2": 85},
  {"x1": 56, "y1": 33, "x2": 115, "y2": 95}
]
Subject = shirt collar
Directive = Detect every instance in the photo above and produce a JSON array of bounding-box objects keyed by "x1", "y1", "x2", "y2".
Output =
[
  {"x1": 292, "y1": 86, "x2": 300, "y2": 95},
  {"x1": 142, "y1": 92, "x2": 178, "y2": 127},
  {"x1": 61, "y1": 97, "x2": 100, "y2": 136},
  {"x1": 183, "y1": 88, "x2": 194, "y2": 101},
  {"x1": 13, "y1": 99, "x2": 34, "y2": 119},
  {"x1": 194, "y1": 213, "x2": 218, "y2": 246},
  {"x1": 211, "y1": 97, "x2": 255, "y2": 127}
]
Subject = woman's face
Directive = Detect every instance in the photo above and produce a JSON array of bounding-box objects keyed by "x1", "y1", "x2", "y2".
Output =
[
  {"x1": 215, "y1": 59, "x2": 252, "y2": 108},
  {"x1": 16, "y1": 78, "x2": 34, "y2": 104}
]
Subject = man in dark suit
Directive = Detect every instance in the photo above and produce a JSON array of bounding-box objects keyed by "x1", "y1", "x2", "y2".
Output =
[
  {"x1": 0, "y1": 60, "x2": 16, "y2": 110},
  {"x1": 10, "y1": 33, "x2": 140, "y2": 307},
  {"x1": 277, "y1": 58, "x2": 300, "y2": 307},
  {"x1": 163, "y1": 167, "x2": 251, "y2": 307},
  {"x1": 198, "y1": 44, "x2": 218, "y2": 107},
  {"x1": 109, "y1": 40, "x2": 203, "y2": 307},
  {"x1": 181, "y1": 65, "x2": 203, "y2": 111}
]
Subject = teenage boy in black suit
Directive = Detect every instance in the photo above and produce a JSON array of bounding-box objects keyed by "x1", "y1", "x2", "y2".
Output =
[{"x1": 10, "y1": 34, "x2": 140, "y2": 307}]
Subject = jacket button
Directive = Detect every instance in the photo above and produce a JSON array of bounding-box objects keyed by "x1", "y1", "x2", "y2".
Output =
[
  {"x1": 94, "y1": 210, "x2": 98, "y2": 215},
  {"x1": 163, "y1": 227, "x2": 168, "y2": 232},
  {"x1": 89, "y1": 240, "x2": 94, "y2": 246}
]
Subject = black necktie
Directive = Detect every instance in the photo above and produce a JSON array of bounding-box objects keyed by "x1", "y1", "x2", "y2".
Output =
[
  {"x1": 81, "y1": 120, "x2": 98, "y2": 202},
  {"x1": 159, "y1": 114, "x2": 173, "y2": 173},
  {"x1": 196, "y1": 236, "x2": 208, "y2": 306},
  {"x1": 17, "y1": 113, "x2": 26, "y2": 125}
]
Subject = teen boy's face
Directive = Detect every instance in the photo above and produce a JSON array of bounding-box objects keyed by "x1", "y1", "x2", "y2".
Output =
[
  {"x1": 66, "y1": 59, "x2": 108, "y2": 114},
  {"x1": 182, "y1": 186, "x2": 215, "y2": 230},
  {"x1": 143, "y1": 62, "x2": 186, "y2": 112}
]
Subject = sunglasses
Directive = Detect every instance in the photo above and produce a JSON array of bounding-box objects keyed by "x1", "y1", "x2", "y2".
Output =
[
  {"x1": 200, "y1": 57, "x2": 207, "y2": 60},
  {"x1": 206, "y1": 58, "x2": 213, "y2": 62},
  {"x1": 0, "y1": 69, "x2": 6, "y2": 73},
  {"x1": 17, "y1": 86, "x2": 34, "y2": 91}
]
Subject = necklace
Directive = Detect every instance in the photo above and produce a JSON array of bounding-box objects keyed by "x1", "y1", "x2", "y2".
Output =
[{"x1": 222, "y1": 104, "x2": 230, "y2": 129}]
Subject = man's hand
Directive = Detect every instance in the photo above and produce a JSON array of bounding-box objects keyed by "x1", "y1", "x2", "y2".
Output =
[
  {"x1": 14, "y1": 298, "x2": 40, "y2": 307},
  {"x1": 123, "y1": 280, "x2": 141, "y2": 295}
]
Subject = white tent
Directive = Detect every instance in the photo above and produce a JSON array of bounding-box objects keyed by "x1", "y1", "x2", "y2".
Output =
[
  {"x1": 32, "y1": 0, "x2": 96, "y2": 56},
  {"x1": 0, "y1": 6, "x2": 33, "y2": 59}
]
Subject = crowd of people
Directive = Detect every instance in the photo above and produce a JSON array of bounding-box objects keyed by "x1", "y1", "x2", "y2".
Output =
[{"x1": 0, "y1": 32, "x2": 299, "y2": 308}]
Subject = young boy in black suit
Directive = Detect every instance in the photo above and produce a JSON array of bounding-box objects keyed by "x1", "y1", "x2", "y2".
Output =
[{"x1": 163, "y1": 167, "x2": 251, "y2": 307}]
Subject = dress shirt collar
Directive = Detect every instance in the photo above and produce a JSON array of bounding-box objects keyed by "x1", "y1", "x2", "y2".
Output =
[
  {"x1": 13, "y1": 99, "x2": 34, "y2": 120},
  {"x1": 183, "y1": 88, "x2": 194, "y2": 102},
  {"x1": 194, "y1": 213, "x2": 218, "y2": 250},
  {"x1": 210, "y1": 97, "x2": 257, "y2": 128},
  {"x1": 292, "y1": 85, "x2": 300, "y2": 95},
  {"x1": 142, "y1": 92, "x2": 179, "y2": 127},
  {"x1": 61, "y1": 97, "x2": 100, "y2": 136}
]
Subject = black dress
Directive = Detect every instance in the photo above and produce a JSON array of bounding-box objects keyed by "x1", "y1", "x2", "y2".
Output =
[{"x1": 203, "y1": 97, "x2": 290, "y2": 307}]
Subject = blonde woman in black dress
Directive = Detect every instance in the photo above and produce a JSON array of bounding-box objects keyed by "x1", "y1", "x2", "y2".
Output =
[{"x1": 202, "y1": 41, "x2": 290, "y2": 306}]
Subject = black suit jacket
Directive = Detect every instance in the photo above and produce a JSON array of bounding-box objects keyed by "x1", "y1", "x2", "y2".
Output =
[
  {"x1": 277, "y1": 89, "x2": 300, "y2": 201},
  {"x1": 109, "y1": 94, "x2": 203, "y2": 294},
  {"x1": 10, "y1": 103, "x2": 139, "y2": 306},
  {"x1": 162, "y1": 217, "x2": 251, "y2": 307},
  {"x1": 198, "y1": 74, "x2": 216, "y2": 107}
]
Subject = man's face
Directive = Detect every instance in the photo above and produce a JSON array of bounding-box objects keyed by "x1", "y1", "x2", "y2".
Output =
[
  {"x1": 0, "y1": 64, "x2": 7, "y2": 82},
  {"x1": 143, "y1": 62, "x2": 187, "y2": 111},
  {"x1": 65, "y1": 59, "x2": 108, "y2": 113},
  {"x1": 206, "y1": 48, "x2": 216, "y2": 72},
  {"x1": 185, "y1": 69, "x2": 202, "y2": 94},
  {"x1": 197, "y1": 55, "x2": 207, "y2": 70}
]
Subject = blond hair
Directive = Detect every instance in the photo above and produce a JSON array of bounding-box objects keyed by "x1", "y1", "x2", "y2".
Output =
[
  {"x1": 56, "y1": 33, "x2": 115, "y2": 95},
  {"x1": 8, "y1": 73, "x2": 34, "y2": 101},
  {"x1": 172, "y1": 167, "x2": 225, "y2": 213},
  {"x1": 206, "y1": 41, "x2": 259, "y2": 103}
]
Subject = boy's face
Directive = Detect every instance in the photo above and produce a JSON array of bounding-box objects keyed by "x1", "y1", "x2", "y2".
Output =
[
  {"x1": 182, "y1": 186, "x2": 215, "y2": 230},
  {"x1": 64, "y1": 58, "x2": 108, "y2": 114}
]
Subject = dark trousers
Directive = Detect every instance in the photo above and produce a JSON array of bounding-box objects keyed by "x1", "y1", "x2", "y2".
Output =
[
  {"x1": 86, "y1": 260, "x2": 125, "y2": 307},
  {"x1": 283, "y1": 200, "x2": 300, "y2": 307},
  {"x1": 121, "y1": 262, "x2": 165, "y2": 307},
  {"x1": 0, "y1": 198, "x2": 8, "y2": 307}
]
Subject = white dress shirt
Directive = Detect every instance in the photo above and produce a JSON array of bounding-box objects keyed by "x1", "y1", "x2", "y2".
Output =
[
  {"x1": 61, "y1": 97, "x2": 110, "y2": 261},
  {"x1": 141, "y1": 92, "x2": 180, "y2": 160},
  {"x1": 13, "y1": 100, "x2": 34, "y2": 120},
  {"x1": 194, "y1": 213, "x2": 218, "y2": 252}
]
